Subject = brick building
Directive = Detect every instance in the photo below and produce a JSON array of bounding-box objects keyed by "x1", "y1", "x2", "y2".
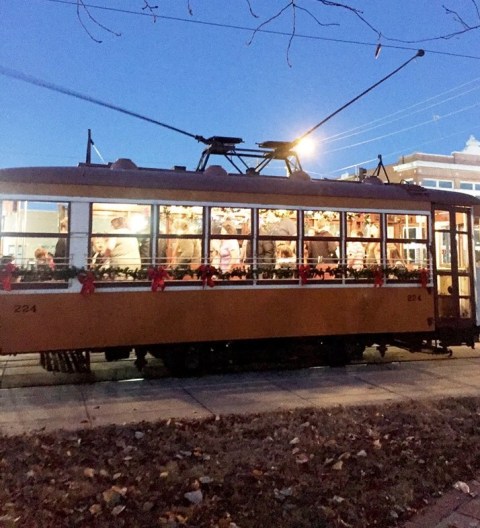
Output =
[
  {"x1": 340, "y1": 136, "x2": 480, "y2": 263},
  {"x1": 390, "y1": 135, "x2": 480, "y2": 195}
]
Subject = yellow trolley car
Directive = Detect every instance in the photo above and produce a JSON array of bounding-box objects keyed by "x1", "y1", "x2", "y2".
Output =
[{"x1": 0, "y1": 157, "x2": 478, "y2": 371}]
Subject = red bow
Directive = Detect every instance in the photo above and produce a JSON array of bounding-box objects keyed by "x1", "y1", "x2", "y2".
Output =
[
  {"x1": 419, "y1": 268, "x2": 429, "y2": 288},
  {"x1": 199, "y1": 265, "x2": 216, "y2": 288},
  {"x1": 147, "y1": 266, "x2": 170, "y2": 292},
  {"x1": 78, "y1": 271, "x2": 96, "y2": 295},
  {"x1": 0, "y1": 262, "x2": 16, "y2": 291},
  {"x1": 298, "y1": 265, "x2": 310, "y2": 285},
  {"x1": 374, "y1": 267, "x2": 383, "y2": 287}
]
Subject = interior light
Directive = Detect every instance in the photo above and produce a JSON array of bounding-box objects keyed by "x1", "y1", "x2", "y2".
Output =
[{"x1": 129, "y1": 213, "x2": 148, "y2": 233}]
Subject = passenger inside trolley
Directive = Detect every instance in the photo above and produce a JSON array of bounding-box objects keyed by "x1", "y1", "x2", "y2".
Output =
[{"x1": 105, "y1": 216, "x2": 141, "y2": 270}]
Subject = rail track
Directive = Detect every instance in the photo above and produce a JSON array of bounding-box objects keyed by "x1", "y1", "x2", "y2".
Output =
[{"x1": 2, "y1": 344, "x2": 480, "y2": 389}]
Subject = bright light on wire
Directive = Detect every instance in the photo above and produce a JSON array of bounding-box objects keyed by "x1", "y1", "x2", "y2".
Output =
[{"x1": 294, "y1": 137, "x2": 316, "y2": 157}]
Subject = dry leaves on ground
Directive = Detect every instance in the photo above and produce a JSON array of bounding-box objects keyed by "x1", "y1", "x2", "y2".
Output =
[{"x1": 2, "y1": 396, "x2": 480, "y2": 527}]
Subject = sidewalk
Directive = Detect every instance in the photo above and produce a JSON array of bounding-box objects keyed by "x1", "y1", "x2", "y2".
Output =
[
  {"x1": 402, "y1": 478, "x2": 480, "y2": 528},
  {"x1": 2, "y1": 356, "x2": 480, "y2": 436}
]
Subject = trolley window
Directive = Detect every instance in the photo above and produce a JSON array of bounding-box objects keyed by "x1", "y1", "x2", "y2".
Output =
[
  {"x1": 434, "y1": 210, "x2": 451, "y2": 270},
  {"x1": 90, "y1": 203, "x2": 151, "y2": 272},
  {"x1": 0, "y1": 200, "x2": 69, "y2": 279},
  {"x1": 455, "y1": 211, "x2": 469, "y2": 233},
  {"x1": 209, "y1": 207, "x2": 251, "y2": 278},
  {"x1": 346, "y1": 212, "x2": 381, "y2": 268},
  {"x1": 257, "y1": 208, "x2": 297, "y2": 277},
  {"x1": 303, "y1": 210, "x2": 340, "y2": 269},
  {"x1": 386, "y1": 214, "x2": 428, "y2": 270},
  {"x1": 434, "y1": 207, "x2": 473, "y2": 320},
  {"x1": 158, "y1": 205, "x2": 203, "y2": 274}
]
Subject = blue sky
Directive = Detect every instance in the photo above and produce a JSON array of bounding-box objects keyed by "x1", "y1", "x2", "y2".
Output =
[{"x1": 1, "y1": 1, "x2": 480, "y2": 178}]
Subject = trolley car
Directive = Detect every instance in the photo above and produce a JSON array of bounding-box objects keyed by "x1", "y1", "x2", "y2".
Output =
[{"x1": 0, "y1": 157, "x2": 478, "y2": 371}]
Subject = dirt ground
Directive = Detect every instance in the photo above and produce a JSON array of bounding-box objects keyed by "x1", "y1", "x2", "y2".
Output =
[{"x1": 2, "y1": 396, "x2": 480, "y2": 527}]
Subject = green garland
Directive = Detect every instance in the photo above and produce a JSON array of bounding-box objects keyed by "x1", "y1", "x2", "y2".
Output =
[
  {"x1": 2, "y1": 263, "x2": 427, "y2": 283},
  {"x1": 204, "y1": 265, "x2": 427, "y2": 282}
]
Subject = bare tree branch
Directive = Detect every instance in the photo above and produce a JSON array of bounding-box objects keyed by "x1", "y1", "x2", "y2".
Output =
[
  {"x1": 68, "y1": 0, "x2": 480, "y2": 57},
  {"x1": 443, "y1": 5, "x2": 472, "y2": 29},
  {"x1": 142, "y1": 2, "x2": 159, "y2": 23},
  {"x1": 246, "y1": 1, "x2": 293, "y2": 46},
  {"x1": 374, "y1": 2, "x2": 480, "y2": 43},
  {"x1": 294, "y1": 5, "x2": 339, "y2": 28},
  {"x1": 285, "y1": 3, "x2": 339, "y2": 66},
  {"x1": 245, "y1": 0, "x2": 259, "y2": 19},
  {"x1": 76, "y1": 0, "x2": 121, "y2": 43},
  {"x1": 314, "y1": 0, "x2": 381, "y2": 39},
  {"x1": 471, "y1": 0, "x2": 480, "y2": 21},
  {"x1": 286, "y1": 1, "x2": 297, "y2": 67},
  {"x1": 76, "y1": 1, "x2": 101, "y2": 43},
  {"x1": 247, "y1": 0, "x2": 374, "y2": 64}
]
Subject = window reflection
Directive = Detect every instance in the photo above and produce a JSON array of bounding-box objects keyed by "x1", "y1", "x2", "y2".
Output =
[
  {"x1": 434, "y1": 210, "x2": 449, "y2": 231},
  {"x1": 455, "y1": 211, "x2": 468, "y2": 232},
  {"x1": 457, "y1": 233, "x2": 470, "y2": 271}
]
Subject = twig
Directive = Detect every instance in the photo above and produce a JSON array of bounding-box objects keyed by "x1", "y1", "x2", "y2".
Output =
[
  {"x1": 142, "y1": 1, "x2": 159, "y2": 22},
  {"x1": 245, "y1": 0, "x2": 259, "y2": 18},
  {"x1": 76, "y1": 0, "x2": 121, "y2": 43}
]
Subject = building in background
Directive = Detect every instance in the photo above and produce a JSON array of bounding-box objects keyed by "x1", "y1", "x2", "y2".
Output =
[
  {"x1": 390, "y1": 135, "x2": 480, "y2": 195},
  {"x1": 340, "y1": 136, "x2": 480, "y2": 264}
]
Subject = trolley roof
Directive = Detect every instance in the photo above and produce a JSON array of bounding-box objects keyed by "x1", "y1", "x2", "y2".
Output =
[{"x1": 0, "y1": 163, "x2": 479, "y2": 209}]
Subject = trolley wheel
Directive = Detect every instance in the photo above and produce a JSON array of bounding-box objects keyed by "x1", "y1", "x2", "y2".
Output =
[
  {"x1": 377, "y1": 343, "x2": 387, "y2": 358},
  {"x1": 345, "y1": 339, "x2": 365, "y2": 361},
  {"x1": 134, "y1": 348, "x2": 148, "y2": 370},
  {"x1": 162, "y1": 345, "x2": 204, "y2": 376},
  {"x1": 323, "y1": 339, "x2": 349, "y2": 367},
  {"x1": 183, "y1": 345, "x2": 202, "y2": 372},
  {"x1": 104, "y1": 348, "x2": 131, "y2": 362}
]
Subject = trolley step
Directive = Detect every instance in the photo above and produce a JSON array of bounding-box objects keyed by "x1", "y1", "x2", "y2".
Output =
[{"x1": 40, "y1": 350, "x2": 91, "y2": 373}]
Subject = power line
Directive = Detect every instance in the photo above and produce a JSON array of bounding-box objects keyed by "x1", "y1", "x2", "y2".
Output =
[
  {"x1": 329, "y1": 124, "x2": 480, "y2": 176},
  {"x1": 42, "y1": 0, "x2": 480, "y2": 61},
  {"x1": 322, "y1": 79, "x2": 480, "y2": 145},
  {"x1": 323, "y1": 101, "x2": 480, "y2": 155},
  {"x1": 293, "y1": 50, "x2": 425, "y2": 145},
  {"x1": 299, "y1": 76, "x2": 480, "y2": 176},
  {"x1": 0, "y1": 64, "x2": 207, "y2": 143}
]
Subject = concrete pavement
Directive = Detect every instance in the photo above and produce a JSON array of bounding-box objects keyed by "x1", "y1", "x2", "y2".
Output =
[{"x1": 2, "y1": 356, "x2": 480, "y2": 436}]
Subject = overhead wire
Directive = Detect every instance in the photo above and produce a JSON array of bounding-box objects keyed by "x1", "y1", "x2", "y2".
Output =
[
  {"x1": 322, "y1": 77, "x2": 480, "y2": 144},
  {"x1": 310, "y1": 76, "x2": 480, "y2": 174},
  {"x1": 323, "y1": 110, "x2": 480, "y2": 177},
  {"x1": 42, "y1": 0, "x2": 480, "y2": 61},
  {"x1": 329, "y1": 123, "x2": 480, "y2": 176},
  {"x1": 323, "y1": 101, "x2": 480, "y2": 155},
  {"x1": 0, "y1": 64, "x2": 207, "y2": 143},
  {"x1": 6, "y1": 0, "x2": 480, "y2": 172},
  {"x1": 292, "y1": 49, "x2": 424, "y2": 146}
]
